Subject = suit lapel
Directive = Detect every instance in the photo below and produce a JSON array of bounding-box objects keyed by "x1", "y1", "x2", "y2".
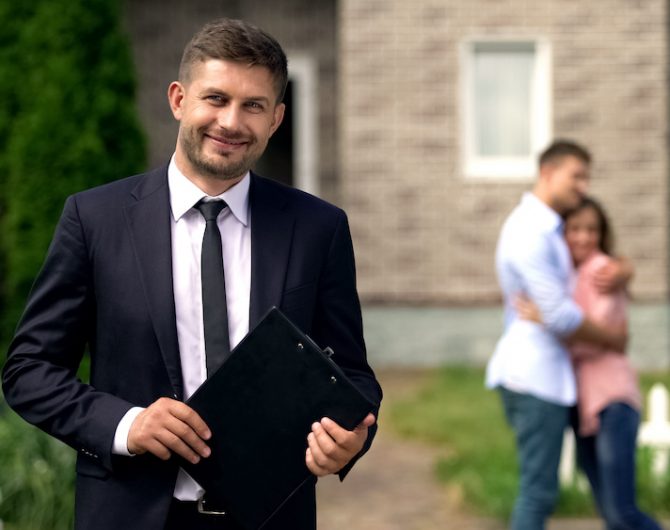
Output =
[
  {"x1": 123, "y1": 166, "x2": 183, "y2": 398},
  {"x1": 120, "y1": 170, "x2": 295, "y2": 395},
  {"x1": 249, "y1": 174, "x2": 295, "y2": 328}
]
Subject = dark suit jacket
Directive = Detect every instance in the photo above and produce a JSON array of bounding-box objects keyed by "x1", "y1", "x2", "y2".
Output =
[{"x1": 2, "y1": 165, "x2": 382, "y2": 530}]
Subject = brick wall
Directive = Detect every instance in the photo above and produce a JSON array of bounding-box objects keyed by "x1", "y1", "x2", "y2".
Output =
[{"x1": 339, "y1": 0, "x2": 669, "y2": 302}]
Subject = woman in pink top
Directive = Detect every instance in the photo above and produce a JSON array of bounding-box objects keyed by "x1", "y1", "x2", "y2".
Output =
[{"x1": 520, "y1": 197, "x2": 662, "y2": 530}]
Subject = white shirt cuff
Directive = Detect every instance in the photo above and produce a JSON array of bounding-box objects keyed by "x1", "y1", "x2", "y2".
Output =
[{"x1": 112, "y1": 407, "x2": 145, "y2": 456}]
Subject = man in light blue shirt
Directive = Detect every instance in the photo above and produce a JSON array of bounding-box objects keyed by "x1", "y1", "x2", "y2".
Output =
[{"x1": 486, "y1": 140, "x2": 627, "y2": 530}]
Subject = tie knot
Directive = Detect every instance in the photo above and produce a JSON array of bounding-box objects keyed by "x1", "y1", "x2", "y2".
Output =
[{"x1": 195, "y1": 200, "x2": 227, "y2": 222}]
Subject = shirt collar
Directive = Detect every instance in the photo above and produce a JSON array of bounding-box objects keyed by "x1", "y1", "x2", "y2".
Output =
[
  {"x1": 520, "y1": 192, "x2": 563, "y2": 233},
  {"x1": 168, "y1": 155, "x2": 250, "y2": 226}
]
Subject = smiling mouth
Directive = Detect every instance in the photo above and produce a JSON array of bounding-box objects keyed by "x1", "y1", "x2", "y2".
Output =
[{"x1": 205, "y1": 134, "x2": 249, "y2": 149}]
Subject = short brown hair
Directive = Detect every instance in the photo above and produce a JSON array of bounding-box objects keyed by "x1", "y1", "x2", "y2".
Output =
[
  {"x1": 179, "y1": 18, "x2": 288, "y2": 102},
  {"x1": 539, "y1": 140, "x2": 591, "y2": 168}
]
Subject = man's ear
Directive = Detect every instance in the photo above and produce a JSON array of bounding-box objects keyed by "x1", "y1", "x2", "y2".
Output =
[
  {"x1": 538, "y1": 163, "x2": 553, "y2": 182},
  {"x1": 268, "y1": 102, "x2": 286, "y2": 137},
  {"x1": 167, "y1": 81, "x2": 186, "y2": 120}
]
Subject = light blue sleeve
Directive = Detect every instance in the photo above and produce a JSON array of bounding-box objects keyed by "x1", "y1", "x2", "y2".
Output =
[{"x1": 511, "y1": 232, "x2": 584, "y2": 338}]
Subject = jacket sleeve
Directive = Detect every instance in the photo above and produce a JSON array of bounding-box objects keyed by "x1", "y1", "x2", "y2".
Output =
[
  {"x1": 309, "y1": 211, "x2": 383, "y2": 480},
  {"x1": 2, "y1": 195, "x2": 134, "y2": 471}
]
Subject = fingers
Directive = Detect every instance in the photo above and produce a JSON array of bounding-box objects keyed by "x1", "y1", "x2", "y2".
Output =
[
  {"x1": 127, "y1": 397, "x2": 211, "y2": 464},
  {"x1": 304, "y1": 415, "x2": 375, "y2": 476},
  {"x1": 513, "y1": 295, "x2": 543, "y2": 323},
  {"x1": 356, "y1": 413, "x2": 376, "y2": 430},
  {"x1": 306, "y1": 424, "x2": 349, "y2": 476},
  {"x1": 593, "y1": 263, "x2": 618, "y2": 293},
  {"x1": 170, "y1": 401, "x2": 212, "y2": 441},
  {"x1": 321, "y1": 414, "x2": 375, "y2": 444},
  {"x1": 305, "y1": 447, "x2": 329, "y2": 476}
]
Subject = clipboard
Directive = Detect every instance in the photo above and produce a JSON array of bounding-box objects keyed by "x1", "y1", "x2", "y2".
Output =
[{"x1": 178, "y1": 307, "x2": 377, "y2": 529}]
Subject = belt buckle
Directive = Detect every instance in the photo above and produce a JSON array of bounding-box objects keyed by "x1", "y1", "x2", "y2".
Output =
[{"x1": 197, "y1": 496, "x2": 227, "y2": 516}]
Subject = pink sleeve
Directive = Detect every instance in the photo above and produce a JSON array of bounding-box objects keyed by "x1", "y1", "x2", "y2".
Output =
[{"x1": 571, "y1": 254, "x2": 627, "y2": 361}]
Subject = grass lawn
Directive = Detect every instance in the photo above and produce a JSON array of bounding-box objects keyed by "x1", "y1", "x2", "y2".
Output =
[{"x1": 388, "y1": 365, "x2": 670, "y2": 519}]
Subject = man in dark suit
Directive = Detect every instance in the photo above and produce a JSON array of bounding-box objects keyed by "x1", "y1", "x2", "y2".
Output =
[{"x1": 2, "y1": 18, "x2": 382, "y2": 530}]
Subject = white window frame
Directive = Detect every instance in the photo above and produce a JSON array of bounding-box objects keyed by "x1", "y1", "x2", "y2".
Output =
[
  {"x1": 287, "y1": 55, "x2": 319, "y2": 195},
  {"x1": 460, "y1": 37, "x2": 552, "y2": 180}
]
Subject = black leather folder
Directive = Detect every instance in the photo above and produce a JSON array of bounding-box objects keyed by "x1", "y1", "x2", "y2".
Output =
[{"x1": 178, "y1": 307, "x2": 377, "y2": 529}]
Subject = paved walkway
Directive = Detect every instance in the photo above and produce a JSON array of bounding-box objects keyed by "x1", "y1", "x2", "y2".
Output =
[{"x1": 316, "y1": 369, "x2": 605, "y2": 530}]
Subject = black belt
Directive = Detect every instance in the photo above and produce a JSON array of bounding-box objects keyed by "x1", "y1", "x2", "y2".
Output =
[
  {"x1": 171, "y1": 497, "x2": 228, "y2": 515},
  {"x1": 167, "y1": 497, "x2": 242, "y2": 530},
  {"x1": 199, "y1": 496, "x2": 230, "y2": 515}
]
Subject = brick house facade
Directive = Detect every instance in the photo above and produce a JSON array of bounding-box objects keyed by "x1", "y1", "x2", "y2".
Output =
[{"x1": 124, "y1": 0, "x2": 669, "y2": 304}]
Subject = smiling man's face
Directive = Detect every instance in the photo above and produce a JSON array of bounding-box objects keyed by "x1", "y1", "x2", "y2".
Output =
[{"x1": 168, "y1": 59, "x2": 285, "y2": 193}]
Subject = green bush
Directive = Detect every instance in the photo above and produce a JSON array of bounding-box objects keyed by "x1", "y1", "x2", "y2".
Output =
[
  {"x1": 0, "y1": 0, "x2": 146, "y2": 343},
  {"x1": 0, "y1": 2, "x2": 35, "y2": 348},
  {"x1": 0, "y1": 397, "x2": 76, "y2": 530},
  {"x1": 0, "y1": 0, "x2": 145, "y2": 527}
]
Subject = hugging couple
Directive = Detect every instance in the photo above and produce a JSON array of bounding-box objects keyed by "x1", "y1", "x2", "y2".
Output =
[{"x1": 487, "y1": 140, "x2": 664, "y2": 530}]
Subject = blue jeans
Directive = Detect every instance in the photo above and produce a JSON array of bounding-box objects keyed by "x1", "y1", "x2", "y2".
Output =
[
  {"x1": 574, "y1": 402, "x2": 663, "y2": 530},
  {"x1": 499, "y1": 387, "x2": 570, "y2": 530}
]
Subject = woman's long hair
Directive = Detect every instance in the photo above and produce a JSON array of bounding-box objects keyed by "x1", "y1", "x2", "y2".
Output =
[{"x1": 564, "y1": 196, "x2": 614, "y2": 256}]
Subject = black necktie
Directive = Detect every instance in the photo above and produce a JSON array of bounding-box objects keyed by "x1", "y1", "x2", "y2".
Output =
[{"x1": 195, "y1": 200, "x2": 230, "y2": 377}]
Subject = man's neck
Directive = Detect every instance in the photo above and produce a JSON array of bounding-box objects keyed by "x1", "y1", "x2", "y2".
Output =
[
  {"x1": 532, "y1": 186, "x2": 561, "y2": 215},
  {"x1": 189, "y1": 174, "x2": 245, "y2": 197}
]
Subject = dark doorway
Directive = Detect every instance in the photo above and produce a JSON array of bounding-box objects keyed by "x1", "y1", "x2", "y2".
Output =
[{"x1": 254, "y1": 81, "x2": 293, "y2": 186}]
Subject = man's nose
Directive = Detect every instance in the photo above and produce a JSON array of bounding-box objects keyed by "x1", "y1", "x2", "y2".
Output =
[
  {"x1": 217, "y1": 105, "x2": 242, "y2": 130},
  {"x1": 577, "y1": 178, "x2": 589, "y2": 195}
]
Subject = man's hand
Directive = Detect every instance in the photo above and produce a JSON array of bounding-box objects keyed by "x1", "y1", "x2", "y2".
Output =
[
  {"x1": 513, "y1": 294, "x2": 543, "y2": 324},
  {"x1": 127, "y1": 397, "x2": 212, "y2": 464},
  {"x1": 593, "y1": 257, "x2": 633, "y2": 294},
  {"x1": 305, "y1": 413, "x2": 376, "y2": 477}
]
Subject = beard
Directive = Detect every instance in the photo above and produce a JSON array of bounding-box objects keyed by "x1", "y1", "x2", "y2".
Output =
[{"x1": 179, "y1": 125, "x2": 262, "y2": 181}]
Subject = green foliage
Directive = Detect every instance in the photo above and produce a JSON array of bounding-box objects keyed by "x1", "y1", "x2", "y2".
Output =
[
  {"x1": 389, "y1": 366, "x2": 670, "y2": 520},
  {"x1": 0, "y1": 0, "x2": 146, "y2": 341},
  {"x1": 636, "y1": 446, "x2": 670, "y2": 515},
  {"x1": 0, "y1": 397, "x2": 76, "y2": 530},
  {"x1": 0, "y1": 0, "x2": 145, "y2": 527},
  {"x1": 636, "y1": 373, "x2": 670, "y2": 514},
  {"x1": 390, "y1": 366, "x2": 522, "y2": 518}
]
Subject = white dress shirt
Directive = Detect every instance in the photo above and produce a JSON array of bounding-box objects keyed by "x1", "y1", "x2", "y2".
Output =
[
  {"x1": 112, "y1": 156, "x2": 251, "y2": 500},
  {"x1": 485, "y1": 192, "x2": 584, "y2": 406}
]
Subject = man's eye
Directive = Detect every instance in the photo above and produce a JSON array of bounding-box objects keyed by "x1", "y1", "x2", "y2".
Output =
[
  {"x1": 246, "y1": 102, "x2": 264, "y2": 111},
  {"x1": 206, "y1": 95, "x2": 226, "y2": 104}
]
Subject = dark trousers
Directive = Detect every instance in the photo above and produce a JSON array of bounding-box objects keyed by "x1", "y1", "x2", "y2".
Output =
[{"x1": 574, "y1": 402, "x2": 663, "y2": 530}]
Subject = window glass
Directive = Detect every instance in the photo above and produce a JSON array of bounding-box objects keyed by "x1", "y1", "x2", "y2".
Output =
[
  {"x1": 473, "y1": 42, "x2": 534, "y2": 157},
  {"x1": 462, "y1": 40, "x2": 551, "y2": 179}
]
